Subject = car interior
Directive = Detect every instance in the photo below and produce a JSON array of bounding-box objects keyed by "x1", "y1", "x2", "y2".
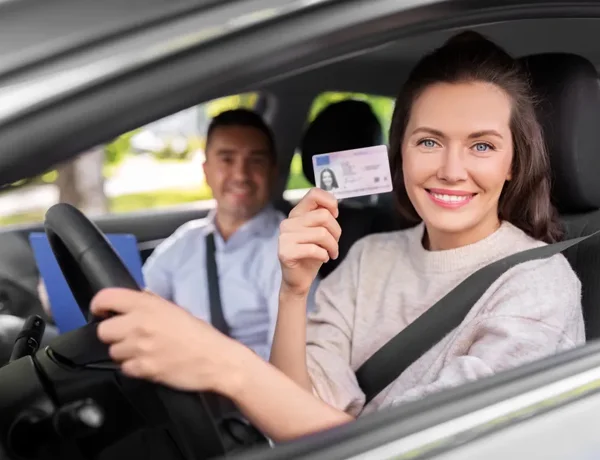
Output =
[{"x1": 2, "y1": 2, "x2": 600, "y2": 458}]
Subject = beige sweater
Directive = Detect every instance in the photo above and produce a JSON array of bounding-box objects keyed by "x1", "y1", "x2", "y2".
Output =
[{"x1": 306, "y1": 221, "x2": 585, "y2": 416}]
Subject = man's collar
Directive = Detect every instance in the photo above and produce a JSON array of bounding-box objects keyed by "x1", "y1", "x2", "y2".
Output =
[{"x1": 204, "y1": 204, "x2": 277, "y2": 244}]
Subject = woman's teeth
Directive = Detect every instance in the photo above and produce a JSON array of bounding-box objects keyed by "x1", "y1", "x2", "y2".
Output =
[{"x1": 430, "y1": 192, "x2": 472, "y2": 203}]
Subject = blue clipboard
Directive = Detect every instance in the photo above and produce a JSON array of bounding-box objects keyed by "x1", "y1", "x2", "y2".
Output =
[{"x1": 29, "y1": 232, "x2": 145, "y2": 334}]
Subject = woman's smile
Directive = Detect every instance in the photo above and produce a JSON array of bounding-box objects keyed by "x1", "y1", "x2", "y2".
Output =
[{"x1": 425, "y1": 188, "x2": 477, "y2": 209}]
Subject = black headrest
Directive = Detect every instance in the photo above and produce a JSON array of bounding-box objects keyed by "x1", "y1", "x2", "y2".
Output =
[
  {"x1": 300, "y1": 100, "x2": 383, "y2": 185},
  {"x1": 519, "y1": 53, "x2": 600, "y2": 214}
]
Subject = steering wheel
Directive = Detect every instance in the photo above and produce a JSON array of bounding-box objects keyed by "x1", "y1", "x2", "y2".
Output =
[{"x1": 43, "y1": 203, "x2": 228, "y2": 460}]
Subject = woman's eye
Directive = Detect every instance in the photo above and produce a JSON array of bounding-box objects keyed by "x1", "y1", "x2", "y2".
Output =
[
  {"x1": 419, "y1": 139, "x2": 438, "y2": 148},
  {"x1": 473, "y1": 142, "x2": 493, "y2": 152}
]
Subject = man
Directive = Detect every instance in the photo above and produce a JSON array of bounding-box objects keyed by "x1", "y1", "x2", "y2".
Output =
[{"x1": 143, "y1": 109, "x2": 312, "y2": 361}]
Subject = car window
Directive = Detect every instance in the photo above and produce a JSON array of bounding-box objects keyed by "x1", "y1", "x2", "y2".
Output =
[
  {"x1": 0, "y1": 93, "x2": 259, "y2": 227},
  {"x1": 285, "y1": 91, "x2": 395, "y2": 191}
]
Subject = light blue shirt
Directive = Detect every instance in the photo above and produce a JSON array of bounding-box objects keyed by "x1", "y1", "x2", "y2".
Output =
[{"x1": 143, "y1": 205, "x2": 318, "y2": 361}]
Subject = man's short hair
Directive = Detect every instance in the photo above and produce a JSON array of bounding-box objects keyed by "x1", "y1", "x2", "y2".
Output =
[{"x1": 206, "y1": 109, "x2": 277, "y2": 163}]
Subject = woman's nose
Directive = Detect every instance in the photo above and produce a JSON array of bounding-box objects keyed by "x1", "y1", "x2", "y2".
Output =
[{"x1": 437, "y1": 147, "x2": 468, "y2": 183}]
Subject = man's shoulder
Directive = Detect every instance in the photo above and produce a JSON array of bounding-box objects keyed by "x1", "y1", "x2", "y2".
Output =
[
  {"x1": 147, "y1": 217, "x2": 211, "y2": 262},
  {"x1": 172, "y1": 217, "x2": 212, "y2": 240}
]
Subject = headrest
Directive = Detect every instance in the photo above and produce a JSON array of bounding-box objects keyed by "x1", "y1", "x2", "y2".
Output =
[
  {"x1": 519, "y1": 53, "x2": 600, "y2": 214},
  {"x1": 300, "y1": 100, "x2": 383, "y2": 185}
]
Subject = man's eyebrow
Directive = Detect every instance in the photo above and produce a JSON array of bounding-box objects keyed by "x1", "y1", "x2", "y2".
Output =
[
  {"x1": 215, "y1": 148, "x2": 270, "y2": 157},
  {"x1": 215, "y1": 148, "x2": 236, "y2": 155}
]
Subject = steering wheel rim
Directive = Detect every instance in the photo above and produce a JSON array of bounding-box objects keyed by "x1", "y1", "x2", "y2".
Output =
[
  {"x1": 43, "y1": 203, "x2": 227, "y2": 459},
  {"x1": 44, "y1": 203, "x2": 139, "y2": 322}
]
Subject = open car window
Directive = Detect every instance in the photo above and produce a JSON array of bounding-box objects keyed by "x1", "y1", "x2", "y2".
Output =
[{"x1": 0, "y1": 93, "x2": 263, "y2": 227}]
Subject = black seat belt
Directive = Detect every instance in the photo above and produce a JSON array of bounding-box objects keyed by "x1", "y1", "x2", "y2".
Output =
[
  {"x1": 204, "y1": 232, "x2": 270, "y2": 450},
  {"x1": 205, "y1": 232, "x2": 230, "y2": 336},
  {"x1": 355, "y1": 230, "x2": 599, "y2": 406}
]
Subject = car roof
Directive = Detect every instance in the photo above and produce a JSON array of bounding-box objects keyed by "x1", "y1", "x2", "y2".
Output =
[{"x1": 0, "y1": 0, "x2": 274, "y2": 77}]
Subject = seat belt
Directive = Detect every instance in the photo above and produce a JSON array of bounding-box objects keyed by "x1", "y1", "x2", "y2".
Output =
[
  {"x1": 204, "y1": 233, "x2": 270, "y2": 450},
  {"x1": 355, "y1": 230, "x2": 599, "y2": 406},
  {"x1": 205, "y1": 232, "x2": 230, "y2": 336}
]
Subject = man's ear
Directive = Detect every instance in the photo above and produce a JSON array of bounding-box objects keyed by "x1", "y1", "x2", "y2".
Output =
[{"x1": 202, "y1": 158, "x2": 209, "y2": 184}]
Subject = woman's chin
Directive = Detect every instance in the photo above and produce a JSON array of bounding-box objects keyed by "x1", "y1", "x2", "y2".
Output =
[{"x1": 426, "y1": 217, "x2": 477, "y2": 235}]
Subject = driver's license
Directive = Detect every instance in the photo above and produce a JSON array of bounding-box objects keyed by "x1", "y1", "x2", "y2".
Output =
[{"x1": 312, "y1": 145, "x2": 393, "y2": 200}]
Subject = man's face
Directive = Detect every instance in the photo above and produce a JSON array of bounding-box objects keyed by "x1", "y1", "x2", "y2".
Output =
[{"x1": 203, "y1": 125, "x2": 276, "y2": 222}]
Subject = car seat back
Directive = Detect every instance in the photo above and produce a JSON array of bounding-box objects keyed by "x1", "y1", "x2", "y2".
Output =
[{"x1": 521, "y1": 53, "x2": 600, "y2": 339}]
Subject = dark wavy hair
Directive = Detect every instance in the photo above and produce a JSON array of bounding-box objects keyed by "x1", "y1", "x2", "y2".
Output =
[{"x1": 389, "y1": 31, "x2": 562, "y2": 243}]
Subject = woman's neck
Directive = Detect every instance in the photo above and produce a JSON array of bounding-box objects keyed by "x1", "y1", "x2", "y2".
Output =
[{"x1": 423, "y1": 217, "x2": 502, "y2": 251}]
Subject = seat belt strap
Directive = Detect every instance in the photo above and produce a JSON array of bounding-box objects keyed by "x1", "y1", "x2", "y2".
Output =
[
  {"x1": 355, "y1": 230, "x2": 600, "y2": 405},
  {"x1": 205, "y1": 232, "x2": 231, "y2": 336}
]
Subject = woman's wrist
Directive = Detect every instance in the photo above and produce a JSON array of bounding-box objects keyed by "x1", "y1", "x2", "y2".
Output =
[
  {"x1": 209, "y1": 338, "x2": 260, "y2": 400},
  {"x1": 279, "y1": 284, "x2": 310, "y2": 304}
]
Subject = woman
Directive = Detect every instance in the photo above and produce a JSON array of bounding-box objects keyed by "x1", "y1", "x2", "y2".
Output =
[
  {"x1": 92, "y1": 31, "x2": 585, "y2": 443},
  {"x1": 319, "y1": 167, "x2": 339, "y2": 191}
]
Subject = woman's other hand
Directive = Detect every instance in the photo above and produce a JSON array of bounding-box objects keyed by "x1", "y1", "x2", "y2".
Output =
[{"x1": 278, "y1": 188, "x2": 341, "y2": 297}]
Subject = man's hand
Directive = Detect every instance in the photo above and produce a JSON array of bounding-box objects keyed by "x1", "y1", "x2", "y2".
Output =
[{"x1": 91, "y1": 288, "x2": 248, "y2": 396}]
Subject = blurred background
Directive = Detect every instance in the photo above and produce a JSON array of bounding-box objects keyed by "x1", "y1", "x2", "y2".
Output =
[{"x1": 0, "y1": 92, "x2": 394, "y2": 227}]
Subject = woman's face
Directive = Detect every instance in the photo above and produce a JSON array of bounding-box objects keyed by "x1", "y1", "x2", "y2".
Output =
[
  {"x1": 322, "y1": 170, "x2": 333, "y2": 189},
  {"x1": 401, "y1": 81, "x2": 514, "y2": 249}
]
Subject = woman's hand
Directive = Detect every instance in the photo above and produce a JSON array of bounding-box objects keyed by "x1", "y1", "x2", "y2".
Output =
[
  {"x1": 91, "y1": 288, "x2": 248, "y2": 396},
  {"x1": 92, "y1": 287, "x2": 354, "y2": 443},
  {"x1": 278, "y1": 188, "x2": 342, "y2": 297}
]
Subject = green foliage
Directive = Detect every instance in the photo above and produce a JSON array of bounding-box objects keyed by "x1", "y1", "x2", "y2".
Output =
[
  {"x1": 286, "y1": 153, "x2": 312, "y2": 190},
  {"x1": 151, "y1": 142, "x2": 191, "y2": 161},
  {"x1": 205, "y1": 93, "x2": 258, "y2": 118},
  {"x1": 104, "y1": 128, "x2": 141, "y2": 166},
  {"x1": 110, "y1": 186, "x2": 213, "y2": 213},
  {"x1": 0, "y1": 186, "x2": 215, "y2": 226}
]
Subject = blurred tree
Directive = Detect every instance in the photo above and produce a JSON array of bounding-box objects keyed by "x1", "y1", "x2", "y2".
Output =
[
  {"x1": 56, "y1": 146, "x2": 108, "y2": 215},
  {"x1": 105, "y1": 129, "x2": 139, "y2": 166},
  {"x1": 54, "y1": 129, "x2": 140, "y2": 214}
]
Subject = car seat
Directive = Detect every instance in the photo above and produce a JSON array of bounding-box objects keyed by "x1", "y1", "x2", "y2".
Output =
[
  {"x1": 299, "y1": 100, "x2": 407, "y2": 278},
  {"x1": 520, "y1": 53, "x2": 600, "y2": 340}
]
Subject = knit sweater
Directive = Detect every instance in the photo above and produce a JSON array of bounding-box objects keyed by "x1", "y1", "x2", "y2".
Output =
[{"x1": 305, "y1": 221, "x2": 585, "y2": 416}]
